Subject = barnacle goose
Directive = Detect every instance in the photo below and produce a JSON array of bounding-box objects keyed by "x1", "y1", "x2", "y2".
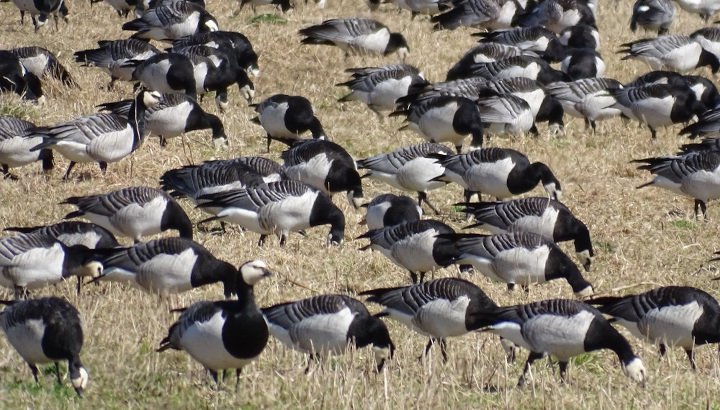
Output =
[
  {"x1": 356, "y1": 219, "x2": 457, "y2": 283},
  {"x1": 128, "y1": 53, "x2": 197, "y2": 100},
  {"x1": 361, "y1": 278, "x2": 498, "y2": 361},
  {"x1": 337, "y1": 64, "x2": 428, "y2": 115},
  {"x1": 61, "y1": 186, "x2": 193, "y2": 242},
  {"x1": 434, "y1": 147, "x2": 562, "y2": 202},
  {"x1": 430, "y1": 0, "x2": 520, "y2": 31},
  {"x1": 122, "y1": 0, "x2": 218, "y2": 40},
  {"x1": 362, "y1": 193, "x2": 422, "y2": 230},
  {"x1": 446, "y1": 55, "x2": 569, "y2": 85},
  {"x1": 558, "y1": 48, "x2": 605, "y2": 80},
  {"x1": 157, "y1": 260, "x2": 272, "y2": 385},
  {"x1": 262, "y1": 294, "x2": 395, "y2": 371},
  {"x1": 0, "y1": 51, "x2": 43, "y2": 102},
  {"x1": 5, "y1": 221, "x2": 119, "y2": 249},
  {"x1": 0, "y1": 232, "x2": 104, "y2": 299},
  {"x1": 476, "y1": 90, "x2": 534, "y2": 136},
  {"x1": 478, "y1": 299, "x2": 646, "y2": 386},
  {"x1": 298, "y1": 18, "x2": 410, "y2": 61},
  {"x1": 172, "y1": 31, "x2": 260, "y2": 77},
  {"x1": 28, "y1": 90, "x2": 160, "y2": 180},
  {"x1": 74, "y1": 39, "x2": 160, "y2": 90},
  {"x1": 514, "y1": 0, "x2": 596, "y2": 34},
  {"x1": 439, "y1": 232, "x2": 594, "y2": 296},
  {"x1": 632, "y1": 150, "x2": 720, "y2": 219},
  {"x1": 239, "y1": 0, "x2": 293, "y2": 12},
  {"x1": 625, "y1": 71, "x2": 719, "y2": 108},
  {"x1": 447, "y1": 44, "x2": 539, "y2": 79},
  {"x1": 619, "y1": 35, "x2": 720, "y2": 73},
  {"x1": 691, "y1": 27, "x2": 720, "y2": 61},
  {"x1": 484, "y1": 78, "x2": 564, "y2": 135},
  {"x1": 98, "y1": 92, "x2": 228, "y2": 148},
  {"x1": 475, "y1": 26, "x2": 558, "y2": 53},
  {"x1": 558, "y1": 24, "x2": 600, "y2": 50},
  {"x1": 91, "y1": 237, "x2": 242, "y2": 297},
  {"x1": 9, "y1": 47, "x2": 77, "y2": 88},
  {"x1": 673, "y1": 0, "x2": 720, "y2": 21},
  {"x1": 0, "y1": 116, "x2": 53, "y2": 179},
  {"x1": 631, "y1": 0, "x2": 675, "y2": 35},
  {"x1": 460, "y1": 197, "x2": 594, "y2": 270},
  {"x1": 390, "y1": 96, "x2": 484, "y2": 153},
  {"x1": 91, "y1": 0, "x2": 136, "y2": 16},
  {"x1": 0, "y1": 297, "x2": 88, "y2": 396},
  {"x1": 197, "y1": 180, "x2": 346, "y2": 246},
  {"x1": 385, "y1": 0, "x2": 450, "y2": 16},
  {"x1": 9, "y1": 0, "x2": 66, "y2": 31},
  {"x1": 279, "y1": 138, "x2": 364, "y2": 208},
  {"x1": 680, "y1": 107, "x2": 720, "y2": 141},
  {"x1": 590, "y1": 286, "x2": 720, "y2": 370},
  {"x1": 356, "y1": 143, "x2": 454, "y2": 215},
  {"x1": 545, "y1": 77, "x2": 624, "y2": 132},
  {"x1": 251, "y1": 95, "x2": 327, "y2": 153}
]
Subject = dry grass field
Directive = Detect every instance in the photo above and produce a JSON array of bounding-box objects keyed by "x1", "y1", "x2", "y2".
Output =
[{"x1": 2, "y1": 0, "x2": 720, "y2": 408}]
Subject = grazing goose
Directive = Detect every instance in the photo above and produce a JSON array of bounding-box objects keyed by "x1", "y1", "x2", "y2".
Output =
[
  {"x1": 514, "y1": 0, "x2": 596, "y2": 34},
  {"x1": 439, "y1": 232, "x2": 594, "y2": 296},
  {"x1": 91, "y1": 237, "x2": 241, "y2": 297},
  {"x1": 0, "y1": 51, "x2": 43, "y2": 102},
  {"x1": 558, "y1": 48, "x2": 605, "y2": 80},
  {"x1": 128, "y1": 53, "x2": 197, "y2": 100},
  {"x1": 610, "y1": 83, "x2": 707, "y2": 139},
  {"x1": 74, "y1": 39, "x2": 160, "y2": 90},
  {"x1": 447, "y1": 44, "x2": 539, "y2": 79},
  {"x1": 446, "y1": 55, "x2": 569, "y2": 85},
  {"x1": 122, "y1": 0, "x2": 218, "y2": 40},
  {"x1": 5, "y1": 221, "x2": 120, "y2": 249},
  {"x1": 483, "y1": 78, "x2": 564, "y2": 134},
  {"x1": 686, "y1": 75, "x2": 720, "y2": 108},
  {"x1": 362, "y1": 193, "x2": 422, "y2": 230},
  {"x1": 619, "y1": 35, "x2": 720, "y2": 73},
  {"x1": 397, "y1": 77, "x2": 490, "y2": 105},
  {"x1": 91, "y1": 0, "x2": 136, "y2": 16},
  {"x1": 9, "y1": 0, "x2": 66, "y2": 31},
  {"x1": 197, "y1": 180, "x2": 346, "y2": 246},
  {"x1": 97, "y1": 92, "x2": 227, "y2": 148},
  {"x1": 680, "y1": 108, "x2": 720, "y2": 140},
  {"x1": 632, "y1": 150, "x2": 720, "y2": 219},
  {"x1": 631, "y1": 0, "x2": 675, "y2": 35},
  {"x1": 239, "y1": 0, "x2": 292, "y2": 12},
  {"x1": 558, "y1": 24, "x2": 600, "y2": 50},
  {"x1": 476, "y1": 26, "x2": 558, "y2": 53},
  {"x1": 298, "y1": 18, "x2": 410, "y2": 60},
  {"x1": 477, "y1": 299, "x2": 646, "y2": 386},
  {"x1": 673, "y1": 0, "x2": 720, "y2": 21},
  {"x1": 476, "y1": 91, "x2": 534, "y2": 136},
  {"x1": 157, "y1": 260, "x2": 272, "y2": 385},
  {"x1": 356, "y1": 143, "x2": 454, "y2": 215},
  {"x1": 279, "y1": 139, "x2": 363, "y2": 208},
  {"x1": 0, "y1": 232, "x2": 104, "y2": 299},
  {"x1": 337, "y1": 64, "x2": 428, "y2": 115},
  {"x1": 430, "y1": 0, "x2": 520, "y2": 31},
  {"x1": 9, "y1": 47, "x2": 77, "y2": 88},
  {"x1": 434, "y1": 147, "x2": 562, "y2": 202},
  {"x1": 385, "y1": 0, "x2": 450, "y2": 16},
  {"x1": 460, "y1": 198, "x2": 594, "y2": 270},
  {"x1": 262, "y1": 294, "x2": 395, "y2": 371},
  {"x1": 0, "y1": 297, "x2": 88, "y2": 396},
  {"x1": 231, "y1": 156, "x2": 284, "y2": 183},
  {"x1": 360, "y1": 278, "x2": 498, "y2": 361},
  {"x1": 590, "y1": 286, "x2": 720, "y2": 370},
  {"x1": 357, "y1": 220, "x2": 456, "y2": 283},
  {"x1": 545, "y1": 77, "x2": 623, "y2": 132},
  {"x1": 61, "y1": 186, "x2": 193, "y2": 242},
  {"x1": 28, "y1": 91, "x2": 160, "y2": 180},
  {"x1": 251, "y1": 95, "x2": 327, "y2": 153},
  {"x1": 390, "y1": 96, "x2": 484, "y2": 153},
  {"x1": 172, "y1": 31, "x2": 260, "y2": 77},
  {"x1": 691, "y1": 28, "x2": 720, "y2": 61},
  {"x1": 0, "y1": 116, "x2": 53, "y2": 179}
]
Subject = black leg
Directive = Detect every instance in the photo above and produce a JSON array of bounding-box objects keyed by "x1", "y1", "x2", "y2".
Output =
[
  {"x1": 507, "y1": 283, "x2": 516, "y2": 292},
  {"x1": 686, "y1": 349, "x2": 697, "y2": 370},
  {"x1": 659, "y1": 343, "x2": 667, "y2": 358},
  {"x1": 455, "y1": 145, "x2": 462, "y2": 154},
  {"x1": 209, "y1": 369, "x2": 219, "y2": 385},
  {"x1": 419, "y1": 272, "x2": 426, "y2": 283},
  {"x1": 266, "y1": 134, "x2": 272, "y2": 153},
  {"x1": 76, "y1": 277, "x2": 83, "y2": 295},
  {"x1": 439, "y1": 339, "x2": 448, "y2": 363},
  {"x1": 98, "y1": 161, "x2": 108, "y2": 174},
  {"x1": 423, "y1": 339, "x2": 435, "y2": 360},
  {"x1": 1, "y1": 164, "x2": 18, "y2": 181},
  {"x1": 258, "y1": 235, "x2": 267, "y2": 247},
  {"x1": 63, "y1": 162, "x2": 76, "y2": 180},
  {"x1": 418, "y1": 192, "x2": 441, "y2": 215},
  {"x1": 279, "y1": 235, "x2": 287, "y2": 247},
  {"x1": 591, "y1": 121, "x2": 597, "y2": 134},
  {"x1": 518, "y1": 351, "x2": 544, "y2": 387},
  {"x1": 14, "y1": 285, "x2": 27, "y2": 300},
  {"x1": 700, "y1": 200, "x2": 708, "y2": 220},
  {"x1": 650, "y1": 128, "x2": 657, "y2": 139},
  {"x1": 29, "y1": 363, "x2": 40, "y2": 383},
  {"x1": 55, "y1": 362, "x2": 63, "y2": 385},
  {"x1": 235, "y1": 369, "x2": 242, "y2": 391},
  {"x1": 409, "y1": 272, "x2": 418, "y2": 284},
  {"x1": 558, "y1": 361, "x2": 569, "y2": 383}
]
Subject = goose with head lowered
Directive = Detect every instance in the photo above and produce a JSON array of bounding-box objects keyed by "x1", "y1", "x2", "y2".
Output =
[
  {"x1": 544, "y1": 77, "x2": 624, "y2": 133},
  {"x1": 0, "y1": 51, "x2": 43, "y2": 103},
  {"x1": 9, "y1": 46, "x2": 77, "y2": 88},
  {"x1": 157, "y1": 260, "x2": 272, "y2": 385},
  {"x1": 361, "y1": 278, "x2": 499, "y2": 362},
  {"x1": 459, "y1": 197, "x2": 594, "y2": 271},
  {"x1": 172, "y1": 31, "x2": 260, "y2": 77},
  {"x1": 475, "y1": 299, "x2": 647, "y2": 386},
  {"x1": 0, "y1": 297, "x2": 89, "y2": 397},
  {"x1": 590, "y1": 286, "x2": 720, "y2": 370},
  {"x1": 362, "y1": 193, "x2": 422, "y2": 230},
  {"x1": 127, "y1": 53, "x2": 197, "y2": 100},
  {"x1": 262, "y1": 294, "x2": 395, "y2": 372},
  {"x1": 5, "y1": 221, "x2": 120, "y2": 250},
  {"x1": 251, "y1": 95, "x2": 327, "y2": 153},
  {"x1": 619, "y1": 35, "x2": 720, "y2": 73},
  {"x1": 198, "y1": 180, "x2": 346, "y2": 247},
  {"x1": 74, "y1": 39, "x2": 159, "y2": 90},
  {"x1": 336, "y1": 64, "x2": 429, "y2": 115},
  {"x1": 430, "y1": 0, "x2": 520, "y2": 31},
  {"x1": 0, "y1": 116, "x2": 53, "y2": 180},
  {"x1": 61, "y1": 186, "x2": 193, "y2": 243},
  {"x1": 630, "y1": 0, "x2": 675, "y2": 35},
  {"x1": 122, "y1": 0, "x2": 218, "y2": 41}
]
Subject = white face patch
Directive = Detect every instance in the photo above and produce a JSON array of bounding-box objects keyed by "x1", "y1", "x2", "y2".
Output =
[
  {"x1": 143, "y1": 91, "x2": 162, "y2": 107},
  {"x1": 80, "y1": 261, "x2": 104, "y2": 278},
  {"x1": 241, "y1": 86, "x2": 255, "y2": 102},
  {"x1": 373, "y1": 346, "x2": 391, "y2": 364},
  {"x1": 241, "y1": 260, "x2": 272, "y2": 285},
  {"x1": 623, "y1": 357, "x2": 646, "y2": 384},
  {"x1": 397, "y1": 47, "x2": 410, "y2": 62},
  {"x1": 71, "y1": 367, "x2": 89, "y2": 390},
  {"x1": 205, "y1": 20, "x2": 219, "y2": 32},
  {"x1": 544, "y1": 182, "x2": 561, "y2": 200}
]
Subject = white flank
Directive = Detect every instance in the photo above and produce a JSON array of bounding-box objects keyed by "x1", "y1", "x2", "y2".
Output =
[
  {"x1": 4, "y1": 319, "x2": 51, "y2": 365},
  {"x1": 135, "y1": 248, "x2": 199, "y2": 294},
  {"x1": 181, "y1": 311, "x2": 257, "y2": 371},
  {"x1": 288, "y1": 308, "x2": 356, "y2": 355},
  {"x1": 522, "y1": 310, "x2": 595, "y2": 360},
  {"x1": 413, "y1": 296, "x2": 471, "y2": 338}
]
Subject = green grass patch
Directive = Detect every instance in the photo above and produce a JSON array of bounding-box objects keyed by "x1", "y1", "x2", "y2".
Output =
[
  {"x1": 594, "y1": 241, "x2": 615, "y2": 253},
  {"x1": 669, "y1": 220, "x2": 696, "y2": 230},
  {"x1": 248, "y1": 14, "x2": 287, "y2": 25}
]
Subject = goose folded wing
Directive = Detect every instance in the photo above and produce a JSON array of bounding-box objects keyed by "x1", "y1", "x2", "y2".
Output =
[
  {"x1": 262, "y1": 295, "x2": 351, "y2": 328},
  {"x1": 0, "y1": 234, "x2": 59, "y2": 263}
]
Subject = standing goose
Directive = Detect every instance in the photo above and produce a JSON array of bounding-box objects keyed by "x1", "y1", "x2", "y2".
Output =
[
  {"x1": 171, "y1": 31, "x2": 260, "y2": 77},
  {"x1": 61, "y1": 186, "x2": 193, "y2": 243},
  {"x1": 298, "y1": 18, "x2": 410, "y2": 60},
  {"x1": 390, "y1": 96, "x2": 485, "y2": 153},
  {"x1": 122, "y1": 0, "x2": 218, "y2": 41},
  {"x1": 262, "y1": 294, "x2": 395, "y2": 371},
  {"x1": 4, "y1": 221, "x2": 120, "y2": 249},
  {"x1": 475, "y1": 299, "x2": 647, "y2": 386},
  {"x1": 632, "y1": 150, "x2": 720, "y2": 219},
  {"x1": 619, "y1": 35, "x2": 720, "y2": 73},
  {"x1": 483, "y1": 78, "x2": 563, "y2": 135},
  {"x1": 476, "y1": 91, "x2": 534, "y2": 136},
  {"x1": 460, "y1": 198, "x2": 594, "y2": 270},
  {"x1": 434, "y1": 147, "x2": 562, "y2": 203},
  {"x1": 28, "y1": 90, "x2": 160, "y2": 180},
  {"x1": 0, "y1": 297, "x2": 88, "y2": 397},
  {"x1": 438, "y1": 232, "x2": 594, "y2": 296},
  {"x1": 447, "y1": 55, "x2": 570, "y2": 85},
  {"x1": 9, "y1": 46, "x2": 77, "y2": 88},
  {"x1": 251, "y1": 95, "x2": 327, "y2": 153},
  {"x1": 356, "y1": 143, "x2": 454, "y2": 214},
  {"x1": 544, "y1": 77, "x2": 624, "y2": 132},
  {"x1": 128, "y1": 53, "x2": 197, "y2": 100},
  {"x1": 0, "y1": 116, "x2": 53, "y2": 180},
  {"x1": 9, "y1": 0, "x2": 66, "y2": 31},
  {"x1": 92, "y1": 0, "x2": 136, "y2": 16},
  {"x1": 590, "y1": 286, "x2": 720, "y2": 370},
  {"x1": 362, "y1": 193, "x2": 422, "y2": 230},
  {"x1": 430, "y1": 0, "x2": 520, "y2": 31},
  {"x1": 672, "y1": 0, "x2": 720, "y2": 21},
  {"x1": 337, "y1": 64, "x2": 429, "y2": 115},
  {"x1": 280, "y1": 139, "x2": 364, "y2": 208},
  {"x1": 157, "y1": 260, "x2": 272, "y2": 385},
  {"x1": 0, "y1": 232, "x2": 104, "y2": 299},
  {"x1": 384, "y1": 0, "x2": 450, "y2": 16},
  {"x1": 356, "y1": 219, "x2": 457, "y2": 283},
  {"x1": 558, "y1": 48, "x2": 606, "y2": 80},
  {"x1": 514, "y1": 0, "x2": 596, "y2": 34},
  {"x1": 360, "y1": 278, "x2": 499, "y2": 361},
  {"x1": 97, "y1": 92, "x2": 227, "y2": 148},
  {"x1": 91, "y1": 237, "x2": 241, "y2": 297},
  {"x1": 74, "y1": 39, "x2": 160, "y2": 90},
  {"x1": 631, "y1": 0, "x2": 675, "y2": 35},
  {"x1": 197, "y1": 180, "x2": 346, "y2": 246}
]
